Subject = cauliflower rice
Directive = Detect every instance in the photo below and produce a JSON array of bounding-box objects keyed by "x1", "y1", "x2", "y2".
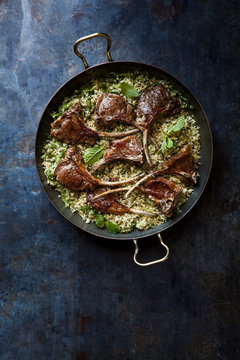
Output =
[{"x1": 41, "y1": 72, "x2": 200, "y2": 233}]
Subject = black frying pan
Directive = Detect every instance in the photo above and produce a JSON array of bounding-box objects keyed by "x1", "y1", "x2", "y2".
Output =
[{"x1": 35, "y1": 33, "x2": 213, "y2": 266}]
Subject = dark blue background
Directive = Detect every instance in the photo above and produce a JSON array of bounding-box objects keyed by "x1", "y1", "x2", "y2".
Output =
[{"x1": 1, "y1": 1, "x2": 239, "y2": 359}]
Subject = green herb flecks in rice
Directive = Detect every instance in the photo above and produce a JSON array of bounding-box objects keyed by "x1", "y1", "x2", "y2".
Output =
[{"x1": 42, "y1": 71, "x2": 200, "y2": 233}]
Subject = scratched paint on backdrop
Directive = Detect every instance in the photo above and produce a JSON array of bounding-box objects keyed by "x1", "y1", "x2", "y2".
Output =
[{"x1": 0, "y1": 0, "x2": 240, "y2": 359}]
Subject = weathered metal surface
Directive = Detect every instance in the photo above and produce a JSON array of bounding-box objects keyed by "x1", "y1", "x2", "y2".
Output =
[{"x1": 0, "y1": 1, "x2": 239, "y2": 359}]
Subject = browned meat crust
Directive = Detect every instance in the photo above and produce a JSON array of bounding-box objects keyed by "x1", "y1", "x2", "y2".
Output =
[
  {"x1": 51, "y1": 102, "x2": 98, "y2": 145},
  {"x1": 88, "y1": 187, "x2": 129, "y2": 214},
  {"x1": 53, "y1": 148, "x2": 145, "y2": 191},
  {"x1": 137, "y1": 84, "x2": 181, "y2": 129},
  {"x1": 138, "y1": 177, "x2": 182, "y2": 216},
  {"x1": 137, "y1": 84, "x2": 181, "y2": 172},
  {"x1": 91, "y1": 135, "x2": 144, "y2": 173},
  {"x1": 51, "y1": 101, "x2": 139, "y2": 145},
  {"x1": 95, "y1": 93, "x2": 137, "y2": 128},
  {"x1": 88, "y1": 187, "x2": 157, "y2": 216},
  {"x1": 53, "y1": 148, "x2": 98, "y2": 190},
  {"x1": 123, "y1": 145, "x2": 197, "y2": 198},
  {"x1": 157, "y1": 145, "x2": 197, "y2": 184}
]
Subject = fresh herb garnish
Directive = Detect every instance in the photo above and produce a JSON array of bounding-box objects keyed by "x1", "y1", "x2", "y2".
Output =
[
  {"x1": 80, "y1": 205, "x2": 93, "y2": 211},
  {"x1": 119, "y1": 82, "x2": 139, "y2": 98},
  {"x1": 83, "y1": 146, "x2": 104, "y2": 166},
  {"x1": 159, "y1": 134, "x2": 173, "y2": 153},
  {"x1": 96, "y1": 214, "x2": 105, "y2": 228},
  {"x1": 160, "y1": 135, "x2": 167, "y2": 153},
  {"x1": 166, "y1": 136, "x2": 173, "y2": 148},
  {"x1": 51, "y1": 99, "x2": 80, "y2": 120},
  {"x1": 100, "y1": 83, "x2": 108, "y2": 93},
  {"x1": 105, "y1": 221, "x2": 119, "y2": 234},
  {"x1": 80, "y1": 206, "x2": 95, "y2": 216},
  {"x1": 158, "y1": 116, "x2": 185, "y2": 154},
  {"x1": 167, "y1": 116, "x2": 185, "y2": 134}
]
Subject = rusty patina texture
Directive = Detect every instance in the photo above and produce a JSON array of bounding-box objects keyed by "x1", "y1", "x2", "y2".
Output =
[{"x1": 0, "y1": 0, "x2": 240, "y2": 359}]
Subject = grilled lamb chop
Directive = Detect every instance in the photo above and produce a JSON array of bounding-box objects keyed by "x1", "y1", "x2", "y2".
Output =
[
  {"x1": 88, "y1": 187, "x2": 156, "y2": 216},
  {"x1": 91, "y1": 135, "x2": 144, "y2": 173},
  {"x1": 137, "y1": 85, "x2": 181, "y2": 171},
  {"x1": 156, "y1": 145, "x2": 197, "y2": 184},
  {"x1": 138, "y1": 177, "x2": 182, "y2": 216},
  {"x1": 95, "y1": 93, "x2": 137, "y2": 128},
  {"x1": 124, "y1": 145, "x2": 197, "y2": 198},
  {"x1": 53, "y1": 148, "x2": 145, "y2": 191},
  {"x1": 138, "y1": 85, "x2": 181, "y2": 129},
  {"x1": 90, "y1": 178, "x2": 181, "y2": 216},
  {"x1": 95, "y1": 93, "x2": 159, "y2": 150},
  {"x1": 53, "y1": 148, "x2": 98, "y2": 190},
  {"x1": 51, "y1": 102, "x2": 98, "y2": 145},
  {"x1": 51, "y1": 102, "x2": 138, "y2": 145}
]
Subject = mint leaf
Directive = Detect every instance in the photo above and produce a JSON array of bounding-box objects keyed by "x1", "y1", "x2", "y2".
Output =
[
  {"x1": 100, "y1": 83, "x2": 108, "y2": 93},
  {"x1": 166, "y1": 137, "x2": 173, "y2": 148},
  {"x1": 83, "y1": 146, "x2": 104, "y2": 166},
  {"x1": 158, "y1": 134, "x2": 174, "y2": 154},
  {"x1": 167, "y1": 116, "x2": 185, "y2": 134},
  {"x1": 106, "y1": 221, "x2": 119, "y2": 234},
  {"x1": 160, "y1": 135, "x2": 168, "y2": 152},
  {"x1": 80, "y1": 205, "x2": 95, "y2": 216},
  {"x1": 167, "y1": 124, "x2": 175, "y2": 134},
  {"x1": 96, "y1": 214, "x2": 105, "y2": 228},
  {"x1": 80, "y1": 205, "x2": 93, "y2": 211},
  {"x1": 173, "y1": 116, "x2": 185, "y2": 131},
  {"x1": 119, "y1": 82, "x2": 139, "y2": 98}
]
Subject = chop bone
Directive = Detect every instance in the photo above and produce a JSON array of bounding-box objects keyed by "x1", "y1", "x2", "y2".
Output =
[
  {"x1": 95, "y1": 93, "x2": 159, "y2": 150},
  {"x1": 88, "y1": 187, "x2": 157, "y2": 216},
  {"x1": 137, "y1": 84, "x2": 181, "y2": 171},
  {"x1": 91, "y1": 178, "x2": 182, "y2": 216},
  {"x1": 90, "y1": 135, "x2": 144, "y2": 173},
  {"x1": 96, "y1": 145, "x2": 197, "y2": 198},
  {"x1": 53, "y1": 148, "x2": 145, "y2": 191},
  {"x1": 51, "y1": 102, "x2": 139, "y2": 145},
  {"x1": 155, "y1": 145, "x2": 197, "y2": 184},
  {"x1": 124, "y1": 145, "x2": 196, "y2": 197},
  {"x1": 138, "y1": 177, "x2": 182, "y2": 216}
]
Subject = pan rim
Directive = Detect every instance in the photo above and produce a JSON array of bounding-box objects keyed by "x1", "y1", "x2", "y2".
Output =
[{"x1": 35, "y1": 60, "x2": 213, "y2": 240}]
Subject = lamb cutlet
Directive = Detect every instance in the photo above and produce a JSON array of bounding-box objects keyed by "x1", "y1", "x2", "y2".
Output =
[
  {"x1": 51, "y1": 102, "x2": 98, "y2": 145},
  {"x1": 95, "y1": 93, "x2": 159, "y2": 150},
  {"x1": 91, "y1": 178, "x2": 182, "y2": 217},
  {"x1": 51, "y1": 102, "x2": 138, "y2": 145},
  {"x1": 53, "y1": 148, "x2": 98, "y2": 190},
  {"x1": 138, "y1": 177, "x2": 182, "y2": 216},
  {"x1": 53, "y1": 148, "x2": 145, "y2": 191},
  {"x1": 120, "y1": 145, "x2": 196, "y2": 198},
  {"x1": 88, "y1": 187, "x2": 130, "y2": 214},
  {"x1": 156, "y1": 145, "x2": 197, "y2": 184},
  {"x1": 137, "y1": 84, "x2": 181, "y2": 171},
  {"x1": 138, "y1": 85, "x2": 181, "y2": 129},
  {"x1": 91, "y1": 135, "x2": 144, "y2": 173},
  {"x1": 88, "y1": 187, "x2": 156, "y2": 216},
  {"x1": 95, "y1": 93, "x2": 137, "y2": 128}
]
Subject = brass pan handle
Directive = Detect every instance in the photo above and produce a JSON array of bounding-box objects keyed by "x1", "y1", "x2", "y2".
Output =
[
  {"x1": 133, "y1": 233, "x2": 169, "y2": 266},
  {"x1": 73, "y1": 32, "x2": 113, "y2": 69}
]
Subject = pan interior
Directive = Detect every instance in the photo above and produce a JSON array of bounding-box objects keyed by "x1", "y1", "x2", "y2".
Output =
[{"x1": 35, "y1": 62, "x2": 212, "y2": 240}]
